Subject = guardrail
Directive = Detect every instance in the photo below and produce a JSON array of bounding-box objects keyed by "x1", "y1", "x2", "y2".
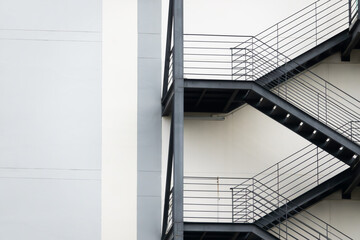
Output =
[
  {"x1": 237, "y1": 36, "x2": 360, "y2": 143},
  {"x1": 233, "y1": 178, "x2": 353, "y2": 240},
  {"x1": 182, "y1": 0, "x2": 353, "y2": 80},
  {"x1": 254, "y1": 0, "x2": 349, "y2": 60},
  {"x1": 183, "y1": 34, "x2": 360, "y2": 143},
  {"x1": 169, "y1": 176, "x2": 353, "y2": 239},
  {"x1": 350, "y1": 0, "x2": 359, "y2": 28},
  {"x1": 183, "y1": 176, "x2": 240, "y2": 223},
  {"x1": 241, "y1": 121, "x2": 358, "y2": 202}
]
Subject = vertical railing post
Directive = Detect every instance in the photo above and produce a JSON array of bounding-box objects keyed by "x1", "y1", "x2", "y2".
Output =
[
  {"x1": 245, "y1": 48, "x2": 247, "y2": 81},
  {"x1": 277, "y1": 164, "x2": 281, "y2": 236},
  {"x1": 286, "y1": 200, "x2": 288, "y2": 239},
  {"x1": 349, "y1": 0, "x2": 352, "y2": 25},
  {"x1": 252, "y1": 178, "x2": 255, "y2": 222},
  {"x1": 231, "y1": 188, "x2": 234, "y2": 223},
  {"x1": 162, "y1": 0, "x2": 174, "y2": 98},
  {"x1": 326, "y1": 224, "x2": 329, "y2": 239},
  {"x1": 161, "y1": 118, "x2": 174, "y2": 239},
  {"x1": 230, "y1": 48, "x2": 234, "y2": 81},
  {"x1": 325, "y1": 82, "x2": 328, "y2": 124},
  {"x1": 245, "y1": 188, "x2": 248, "y2": 223},
  {"x1": 317, "y1": 93, "x2": 320, "y2": 120},
  {"x1": 251, "y1": 37, "x2": 254, "y2": 81},
  {"x1": 172, "y1": 0, "x2": 184, "y2": 239},
  {"x1": 285, "y1": 58, "x2": 288, "y2": 100},
  {"x1": 315, "y1": 2, "x2": 318, "y2": 45},
  {"x1": 317, "y1": 147, "x2": 320, "y2": 185},
  {"x1": 276, "y1": 24, "x2": 279, "y2": 67},
  {"x1": 277, "y1": 163, "x2": 280, "y2": 199}
]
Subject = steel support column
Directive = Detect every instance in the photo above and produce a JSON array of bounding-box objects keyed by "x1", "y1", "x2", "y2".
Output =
[
  {"x1": 162, "y1": 118, "x2": 174, "y2": 239},
  {"x1": 172, "y1": 0, "x2": 184, "y2": 240},
  {"x1": 343, "y1": 161, "x2": 360, "y2": 198},
  {"x1": 162, "y1": 0, "x2": 174, "y2": 98}
]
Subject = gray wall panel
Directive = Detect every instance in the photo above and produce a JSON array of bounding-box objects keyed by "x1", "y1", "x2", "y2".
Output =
[{"x1": 137, "y1": 0, "x2": 162, "y2": 239}]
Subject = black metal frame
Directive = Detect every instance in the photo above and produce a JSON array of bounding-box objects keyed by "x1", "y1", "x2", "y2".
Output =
[
  {"x1": 185, "y1": 79, "x2": 358, "y2": 151},
  {"x1": 183, "y1": 223, "x2": 279, "y2": 240},
  {"x1": 161, "y1": 1, "x2": 360, "y2": 239},
  {"x1": 162, "y1": 1, "x2": 184, "y2": 240}
]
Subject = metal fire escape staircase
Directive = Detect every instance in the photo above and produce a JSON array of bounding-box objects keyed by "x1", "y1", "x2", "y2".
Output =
[{"x1": 161, "y1": 0, "x2": 360, "y2": 239}]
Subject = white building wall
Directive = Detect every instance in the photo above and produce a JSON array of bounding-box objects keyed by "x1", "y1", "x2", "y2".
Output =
[
  {"x1": 0, "y1": 0, "x2": 102, "y2": 239},
  {"x1": 102, "y1": 0, "x2": 137, "y2": 240},
  {"x1": 102, "y1": 0, "x2": 162, "y2": 239}
]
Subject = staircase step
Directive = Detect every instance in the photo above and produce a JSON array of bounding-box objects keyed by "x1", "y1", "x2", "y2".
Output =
[
  {"x1": 296, "y1": 123, "x2": 315, "y2": 138},
  {"x1": 183, "y1": 80, "x2": 360, "y2": 167},
  {"x1": 268, "y1": 107, "x2": 288, "y2": 121},
  {"x1": 308, "y1": 131, "x2": 328, "y2": 145}
]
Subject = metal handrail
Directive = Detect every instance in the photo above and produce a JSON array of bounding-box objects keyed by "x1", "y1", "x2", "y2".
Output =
[
  {"x1": 176, "y1": 176, "x2": 353, "y2": 239},
  {"x1": 183, "y1": 34, "x2": 360, "y2": 143},
  {"x1": 350, "y1": 0, "x2": 359, "y2": 27},
  {"x1": 237, "y1": 36, "x2": 360, "y2": 139},
  {"x1": 235, "y1": 0, "x2": 350, "y2": 61},
  {"x1": 232, "y1": 120, "x2": 358, "y2": 201},
  {"x1": 167, "y1": 49, "x2": 174, "y2": 90},
  {"x1": 163, "y1": 0, "x2": 360, "y2": 97},
  {"x1": 232, "y1": 178, "x2": 353, "y2": 240},
  {"x1": 166, "y1": 188, "x2": 173, "y2": 234},
  {"x1": 183, "y1": 176, "x2": 249, "y2": 223},
  {"x1": 167, "y1": 120, "x2": 360, "y2": 235}
]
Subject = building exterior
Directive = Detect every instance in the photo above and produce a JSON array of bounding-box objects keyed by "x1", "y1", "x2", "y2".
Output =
[
  {"x1": 0, "y1": 0, "x2": 359, "y2": 240},
  {"x1": 161, "y1": 0, "x2": 360, "y2": 239}
]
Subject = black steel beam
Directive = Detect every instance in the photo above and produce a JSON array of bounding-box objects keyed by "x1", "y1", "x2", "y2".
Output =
[
  {"x1": 162, "y1": 85, "x2": 174, "y2": 116},
  {"x1": 173, "y1": 80, "x2": 184, "y2": 240},
  {"x1": 195, "y1": 89, "x2": 207, "y2": 108},
  {"x1": 230, "y1": 232, "x2": 241, "y2": 240},
  {"x1": 255, "y1": 30, "x2": 349, "y2": 88},
  {"x1": 162, "y1": 0, "x2": 174, "y2": 98},
  {"x1": 183, "y1": 223, "x2": 278, "y2": 240},
  {"x1": 164, "y1": 226, "x2": 174, "y2": 240},
  {"x1": 185, "y1": 79, "x2": 360, "y2": 157},
  {"x1": 172, "y1": 0, "x2": 184, "y2": 239},
  {"x1": 184, "y1": 79, "x2": 254, "y2": 90},
  {"x1": 343, "y1": 161, "x2": 360, "y2": 197},
  {"x1": 199, "y1": 232, "x2": 206, "y2": 240},
  {"x1": 162, "y1": 118, "x2": 174, "y2": 239},
  {"x1": 342, "y1": 20, "x2": 360, "y2": 61},
  {"x1": 223, "y1": 90, "x2": 240, "y2": 112},
  {"x1": 250, "y1": 83, "x2": 360, "y2": 161},
  {"x1": 258, "y1": 91, "x2": 358, "y2": 158}
]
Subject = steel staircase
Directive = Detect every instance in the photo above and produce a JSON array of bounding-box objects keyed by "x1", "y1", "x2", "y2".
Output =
[
  {"x1": 161, "y1": 0, "x2": 360, "y2": 239},
  {"x1": 176, "y1": 121, "x2": 359, "y2": 239},
  {"x1": 230, "y1": 138, "x2": 357, "y2": 238}
]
